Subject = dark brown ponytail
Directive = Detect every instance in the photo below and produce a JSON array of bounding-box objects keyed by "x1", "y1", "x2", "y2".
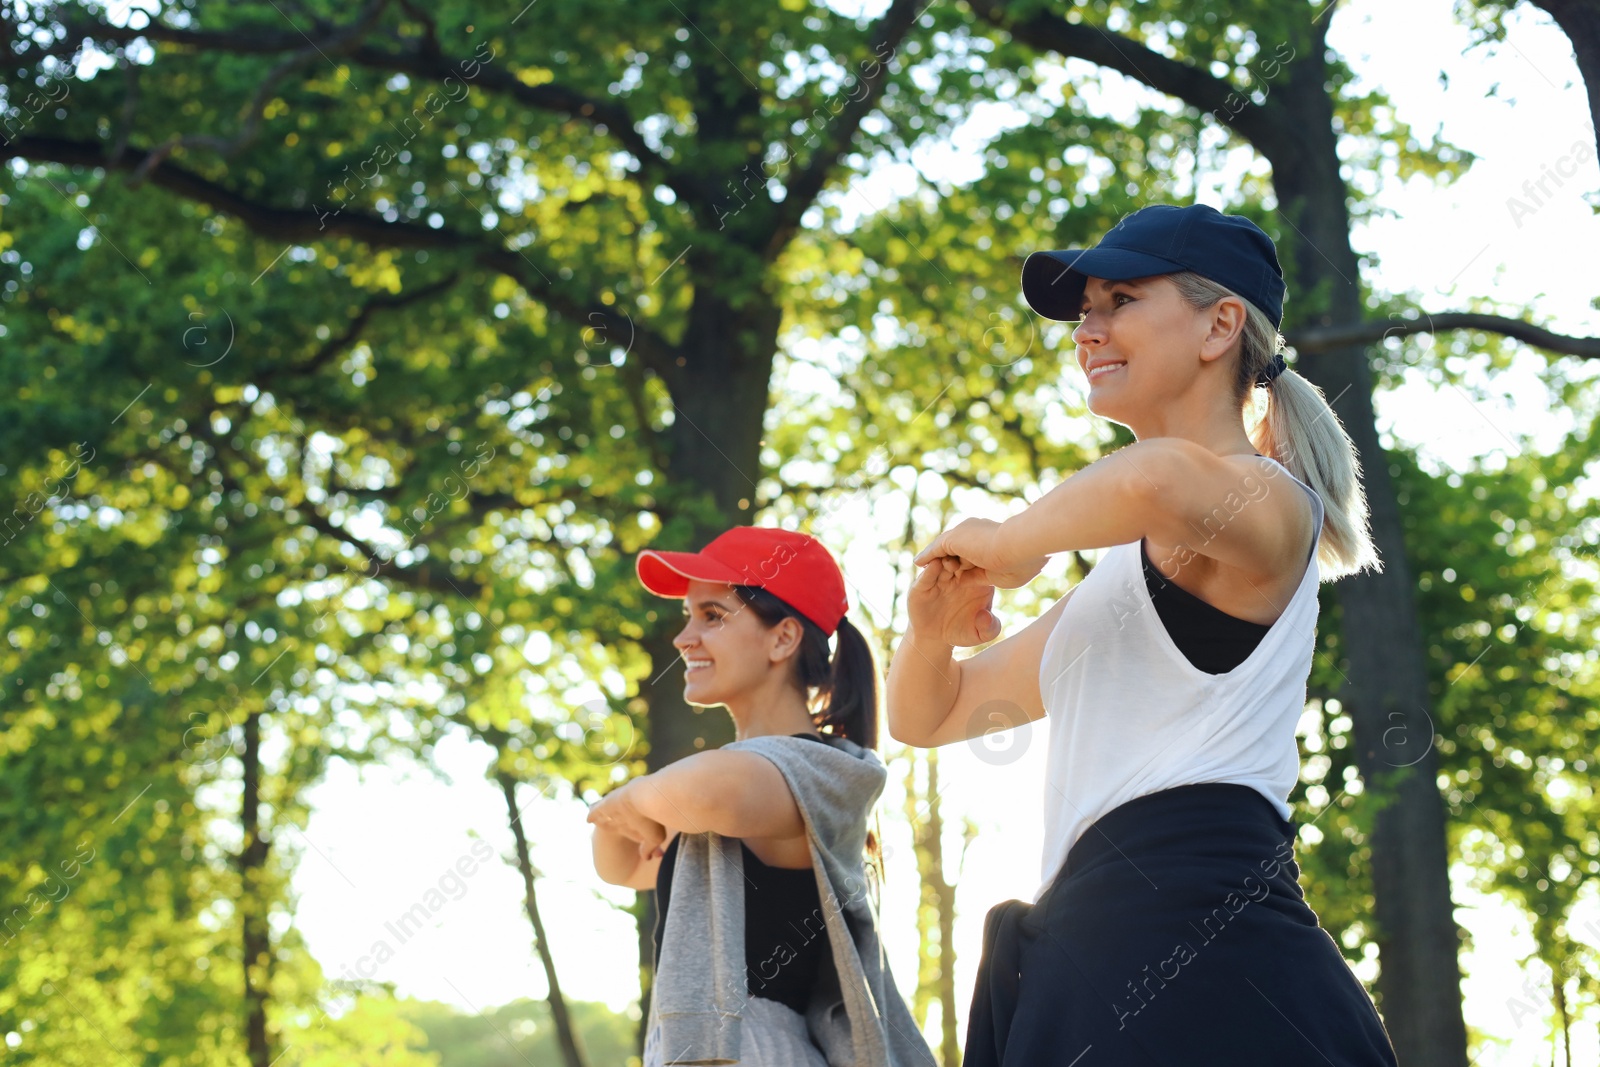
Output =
[{"x1": 730, "y1": 586, "x2": 880, "y2": 748}]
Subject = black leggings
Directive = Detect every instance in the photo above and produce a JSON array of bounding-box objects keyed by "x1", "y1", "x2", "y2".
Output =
[{"x1": 965, "y1": 783, "x2": 1399, "y2": 1067}]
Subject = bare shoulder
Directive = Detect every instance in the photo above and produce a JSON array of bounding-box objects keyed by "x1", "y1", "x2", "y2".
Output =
[
  {"x1": 1152, "y1": 448, "x2": 1313, "y2": 577},
  {"x1": 1142, "y1": 450, "x2": 1316, "y2": 624},
  {"x1": 1239, "y1": 454, "x2": 1318, "y2": 567}
]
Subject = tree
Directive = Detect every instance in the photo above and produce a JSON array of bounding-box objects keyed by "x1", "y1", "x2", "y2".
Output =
[
  {"x1": 0, "y1": 3, "x2": 986, "y2": 1047},
  {"x1": 6, "y1": 2, "x2": 1600, "y2": 1064}
]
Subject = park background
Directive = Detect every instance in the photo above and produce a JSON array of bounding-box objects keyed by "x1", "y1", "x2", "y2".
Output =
[{"x1": 3, "y1": 1, "x2": 1599, "y2": 1066}]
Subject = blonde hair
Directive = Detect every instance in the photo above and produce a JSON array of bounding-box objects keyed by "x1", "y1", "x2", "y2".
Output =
[{"x1": 1167, "y1": 271, "x2": 1382, "y2": 581}]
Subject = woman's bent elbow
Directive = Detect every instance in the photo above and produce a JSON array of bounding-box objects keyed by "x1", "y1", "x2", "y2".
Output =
[{"x1": 886, "y1": 716, "x2": 935, "y2": 748}]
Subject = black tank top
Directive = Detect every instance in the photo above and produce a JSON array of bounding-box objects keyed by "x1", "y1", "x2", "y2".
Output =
[
  {"x1": 652, "y1": 732, "x2": 834, "y2": 1014},
  {"x1": 1140, "y1": 453, "x2": 1275, "y2": 674}
]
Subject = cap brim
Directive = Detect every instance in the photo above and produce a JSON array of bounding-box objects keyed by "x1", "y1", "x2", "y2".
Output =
[
  {"x1": 636, "y1": 550, "x2": 747, "y2": 598},
  {"x1": 1021, "y1": 248, "x2": 1187, "y2": 321}
]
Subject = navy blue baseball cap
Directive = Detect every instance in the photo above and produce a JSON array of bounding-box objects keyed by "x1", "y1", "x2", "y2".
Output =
[{"x1": 1021, "y1": 204, "x2": 1286, "y2": 328}]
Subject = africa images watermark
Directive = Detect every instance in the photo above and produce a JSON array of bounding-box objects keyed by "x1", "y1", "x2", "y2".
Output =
[
  {"x1": 327, "y1": 836, "x2": 497, "y2": 985},
  {"x1": 1, "y1": 838, "x2": 98, "y2": 945},
  {"x1": 1111, "y1": 835, "x2": 1298, "y2": 1029},
  {"x1": 742, "y1": 863, "x2": 875, "y2": 1001},
  {"x1": 2, "y1": 442, "x2": 95, "y2": 548},
  {"x1": 313, "y1": 39, "x2": 497, "y2": 231},
  {"x1": 0, "y1": 61, "x2": 73, "y2": 145},
  {"x1": 1504, "y1": 138, "x2": 1596, "y2": 228},
  {"x1": 711, "y1": 39, "x2": 897, "y2": 231}
]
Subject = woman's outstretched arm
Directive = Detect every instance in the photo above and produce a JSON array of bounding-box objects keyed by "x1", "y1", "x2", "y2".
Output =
[
  {"x1": 887, "y1": 558, "x2": 1078, "y2": 748},
  {"x1": 915, "y1": 440, "x2": 1307, "y2": 580},
  {"x1": 587, "y1": 751, "x2": 805, "y2": 846}
]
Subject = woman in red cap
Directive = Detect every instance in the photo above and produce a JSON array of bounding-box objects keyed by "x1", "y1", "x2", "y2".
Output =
[
  {"x1": 587, "y1": 526, "x2": 935, "y2": 1067},
  {"x1": 888, "y1": 205, "x2": 1399, "y2": 1065}
]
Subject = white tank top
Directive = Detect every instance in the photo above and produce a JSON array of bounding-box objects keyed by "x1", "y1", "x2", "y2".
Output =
[{"x1": 1033, "y1": 458, "x2": 1326, "y2": 902}]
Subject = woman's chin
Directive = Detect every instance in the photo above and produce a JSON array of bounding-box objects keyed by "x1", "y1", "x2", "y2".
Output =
[
  {"x1": 681, "y1": 683, "x2": 720, "y2": 708},
  {"x1": 1085, "y1": 392, "x2": 1126, "y2": 420}
]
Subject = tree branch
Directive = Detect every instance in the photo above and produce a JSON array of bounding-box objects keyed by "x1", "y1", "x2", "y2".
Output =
[
  {"x1": 1, "y1": 135, "x2": 679, "y2": 377},
  {"x1": 768, "y1": 0, "x2": 923, "y2": 256},
  {"x1": 345, "y1": 42, "x2": 703, "y2": 202},
  {"x1": 964, "y1": 0, "x2": 1293, "y2": 150},
  {"x1": 297, "y1": 506, "x2": 484, "y2": 600},
  {"x1": 394, "y1": 0, "x2": 443, "y2": 60},
  {"x1": 189, "y1": 415, "x2": 483, "y2": 600},
  {"x1": 935, "y1": 466, "x2": 1031, "y2": 503},
  {"x1": 129, "y1": 45, "x2": 326, "y2": 182},
  {"x1": 150, "y1": 1, "x2": 388, "y2": 176},
  {"x1": 30, "y1": 9, "x2": 701, "y2": 203},
  {"x1": 267, "y1": 272, "x2": 462, "y2": 384},
  {"x1": 471, "y1": 247, "x2": 678, "y2": 382},
  {"x1": 1287, "y1": 313, "x2": 1600, "y2": 359}
]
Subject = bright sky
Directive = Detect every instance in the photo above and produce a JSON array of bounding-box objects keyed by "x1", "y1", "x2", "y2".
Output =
[{"x1": 292, "y1": 2, "x2": 1600, "y2": 1064}]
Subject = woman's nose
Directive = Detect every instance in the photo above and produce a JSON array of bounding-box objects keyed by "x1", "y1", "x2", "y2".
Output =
[{"x1": 1071, "y1": 315, "x2": 1105, "y2": 346}]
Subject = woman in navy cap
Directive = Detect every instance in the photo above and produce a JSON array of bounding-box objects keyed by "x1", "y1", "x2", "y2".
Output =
[
  {"x1": 587, "y1": 526, "x2": 935, "y2": 1067},
  {"x1": 887, "y1": 204, "x2": 1398, "y2": 1065}
]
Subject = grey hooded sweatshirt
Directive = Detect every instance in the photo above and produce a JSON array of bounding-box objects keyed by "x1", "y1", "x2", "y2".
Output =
[{"x1": 646, "y1": 732, "x2": 936, "y2": 1067}]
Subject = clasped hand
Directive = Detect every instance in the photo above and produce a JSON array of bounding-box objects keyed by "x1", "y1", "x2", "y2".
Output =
[
  {"x1": 911, "y1": 517, "x2": 1045, "y2": 590},
  {"x1": 586, "y1": 778, "x2": 668, "y2": 861},
  {"x1": 906, "y1": 518, "x2": 1048, "y2": 648}
]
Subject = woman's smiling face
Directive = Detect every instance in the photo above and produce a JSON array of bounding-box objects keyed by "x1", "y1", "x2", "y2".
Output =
[
  {"x1": 672, "y1": 579, "x2": 799, "y2": 708},
  {"x1": 1069, "y1": 274, "x2": 1226, "y2": 421}
]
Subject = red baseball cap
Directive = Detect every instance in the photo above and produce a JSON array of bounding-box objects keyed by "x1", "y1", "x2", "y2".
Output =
[{"x1": 635, "y1": 526, "x2": 849, "y2": 635}]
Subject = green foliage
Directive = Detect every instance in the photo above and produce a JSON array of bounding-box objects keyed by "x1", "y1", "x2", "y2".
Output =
[
  {"x1": 395, "y1": 996, "x2": 637, "y2": 1067},
  {"x1": 274, "y1": 994, "x2": 440, "y2": 1067},
  {"x1": 1292, "y1": 418, "x2": 1600, "y2": 993},
  {"x1": 3, "y1": 0, "x2": 1598, "y2": 1060}
]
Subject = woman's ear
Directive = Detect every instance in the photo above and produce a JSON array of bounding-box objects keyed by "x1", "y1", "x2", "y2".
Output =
[
  {"x1": 1200, "y1": 296, "x2": 1248, "y2": 362},
  {"x1": 767, "y1": 616, "x2": 805, "y2": 665}
]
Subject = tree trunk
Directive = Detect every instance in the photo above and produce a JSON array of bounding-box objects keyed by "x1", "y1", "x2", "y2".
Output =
[
  {"x1": 1553, "y1": 971, "x2": 1570, "y2": 1067},
  {"x1": 1265, "y1": 24, "x2": 1471, "y2": 1067},
  {"x1": 930, "y1": 754, "x2": 961, "y2": 1067},
  {"x1": 632, "y1": 277, "x2": 783, "y2": 1043},
  {"x1": 637, "y1": 891, "x2": 657, "y2": 1064},
  {"x1": 643, "y1": 280, "x2": 780, "y2": 769},
  {"x1": 900, "y1": 755, "x2": 934, "y2": 1034},
  {"x1": 497, "y1": 771, "x2": 589, "y2": 1067},
  {"x1": 1528, "y1": 0, "x2": 1600, "y2": 157},
  {"x1": 238, "y1": 709, "x2": 272, "y2": 1067},
  {"x1": 902, "y1": 749, "x2": 961, "y2": 1066}
]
